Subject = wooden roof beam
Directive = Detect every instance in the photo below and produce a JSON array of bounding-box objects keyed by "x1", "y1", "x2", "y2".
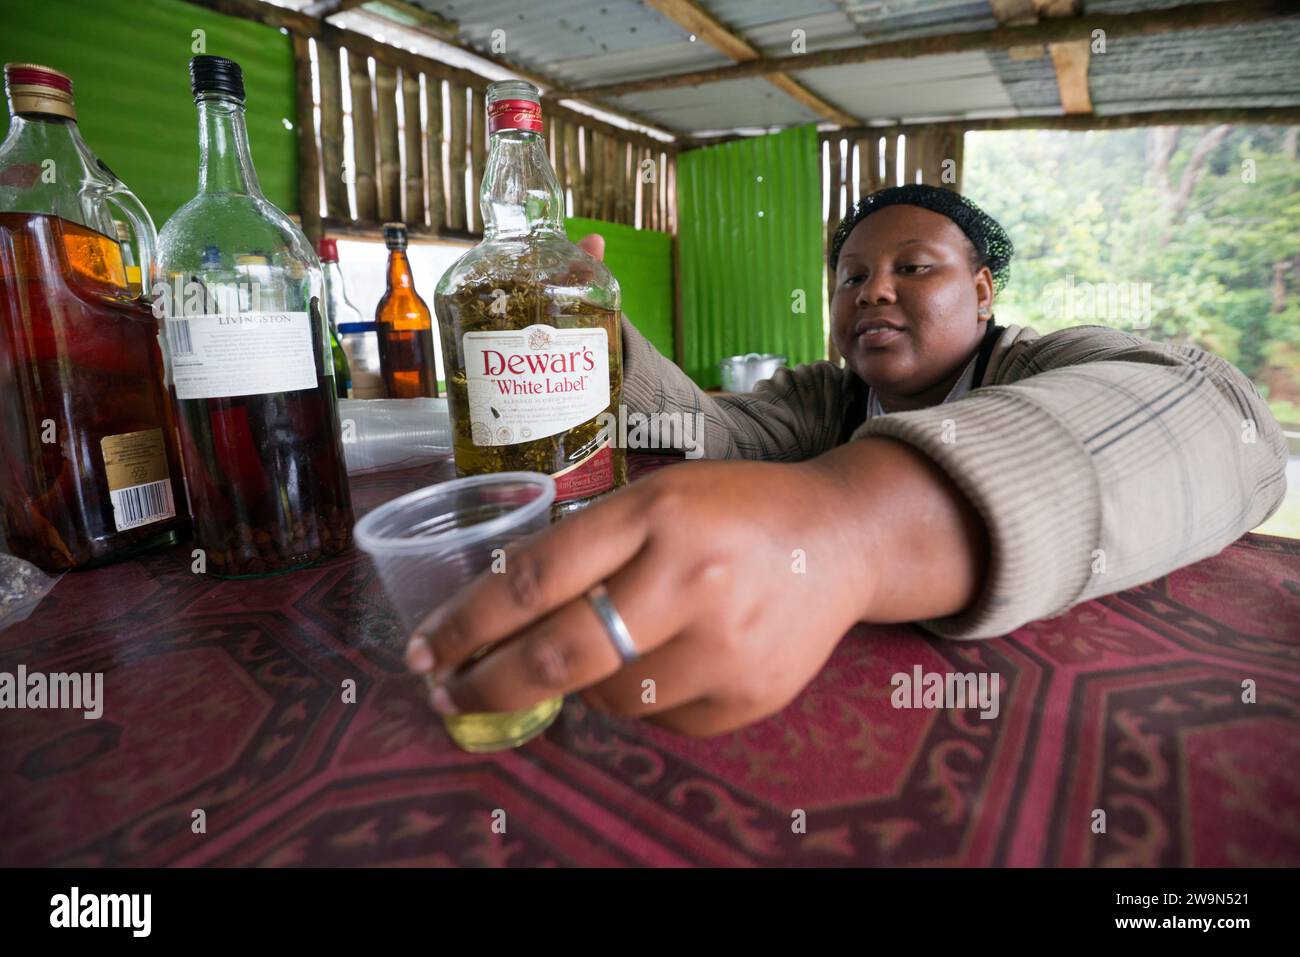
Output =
[
  {"x1": 645, "y1": 0, "x2": 860, "y2": 127},
  {"x1": 993, "y1": 1, "x2": 1094, "y2": 113},
  {"x1": 556, "y1": 0, "x2": 1299, "y2": 98}
]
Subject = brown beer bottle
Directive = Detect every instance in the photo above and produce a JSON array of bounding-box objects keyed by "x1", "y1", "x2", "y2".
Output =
[{"x1": 375, "y1": 222, "x2": 439, "y2": 398}]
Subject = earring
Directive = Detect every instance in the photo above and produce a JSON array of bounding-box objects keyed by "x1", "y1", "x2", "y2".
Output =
[{"x1": 978, "y1": 307, "x2": 990, "y2": 317}]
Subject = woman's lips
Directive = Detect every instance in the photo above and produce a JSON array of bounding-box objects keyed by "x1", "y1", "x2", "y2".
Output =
[{"x1": 854, "y1": 324, "x2": 904, "y2": 348}]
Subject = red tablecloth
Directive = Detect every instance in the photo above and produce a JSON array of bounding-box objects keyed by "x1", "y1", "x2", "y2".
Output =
[{"x1": 2, "y1": 453, "x2": 1297, "y2": 867}]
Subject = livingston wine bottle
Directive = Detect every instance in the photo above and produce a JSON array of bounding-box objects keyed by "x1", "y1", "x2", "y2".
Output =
[
  {"x1": 433, "y1": 80, "x2": 626, "y2": 520},
  {"x1": 155, "y1": 56, "x2": 353, "y2": 577}
]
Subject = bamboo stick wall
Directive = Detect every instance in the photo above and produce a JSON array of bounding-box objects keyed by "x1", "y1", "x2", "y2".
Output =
[{"x1": 294, "y1": 37, "x2": 677, "y2": 243}]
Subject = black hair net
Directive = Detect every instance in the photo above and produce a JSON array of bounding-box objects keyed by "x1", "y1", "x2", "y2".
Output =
[{"x1": 829, "y1": 184, "x2": 1014, "y2": 294}]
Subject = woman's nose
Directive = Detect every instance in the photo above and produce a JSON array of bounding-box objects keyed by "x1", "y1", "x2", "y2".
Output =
[{"x1": 857, "y1": 271, "x2": 895, "y2": 306}]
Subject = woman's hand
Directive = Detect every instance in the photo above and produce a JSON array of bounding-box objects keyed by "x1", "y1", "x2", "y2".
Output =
[
  {"x1": 405, "y1": 438, "x2": 988, "y2": 737},
  {"x1": 405, "y1": 457, "x2": 875, "y2": 737}
]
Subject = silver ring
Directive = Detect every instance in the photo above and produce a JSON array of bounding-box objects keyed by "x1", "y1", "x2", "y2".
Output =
[{"x1": 586, "y1": 583, "x2": 639, "y2": 664}]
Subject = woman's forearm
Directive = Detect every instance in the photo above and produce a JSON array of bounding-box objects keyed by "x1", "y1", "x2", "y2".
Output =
[{"x1": 805, "y1": 437, "x2": 989, "y2": 625}]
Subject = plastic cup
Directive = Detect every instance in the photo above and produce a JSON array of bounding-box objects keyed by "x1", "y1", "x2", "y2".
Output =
[{"x1": 354, "y1": 471, "x2": 562, "y2": 752}]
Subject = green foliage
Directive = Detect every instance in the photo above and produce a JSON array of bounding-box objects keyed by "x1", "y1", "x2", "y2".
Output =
[{"x1": 964, "y1": 127, "x2": 1300, "y2": 410}]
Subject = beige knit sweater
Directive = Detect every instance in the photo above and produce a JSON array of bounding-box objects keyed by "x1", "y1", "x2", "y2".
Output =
[{"x1": 618, "y1": 316, "x2": 1289, "y2": 640}]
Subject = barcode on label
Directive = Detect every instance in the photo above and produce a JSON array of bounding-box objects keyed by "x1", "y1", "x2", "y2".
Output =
[
  {"x1": 110, "y1": 479, "x2": 175, "y2": 531},
  {"x1": 168, "y1": 318, "x2": 194, "y2": 356}
]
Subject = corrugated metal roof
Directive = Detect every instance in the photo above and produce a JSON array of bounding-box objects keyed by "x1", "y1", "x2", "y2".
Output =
[
  {"x1": 359, "y1": 1, "x2": 1297, "y2": 134},
  {"x1": 694, "y1": 0, "x2": 864, "y2": 56},
  {"x1": 795, "y1": 51, "x2": 1020, "y2": 123},
  {"x1": 407, "y1": 0, "x2": 727, "y2": 86},
  {"x1": 610, "y1": 77, "x2": 825, "y2": 131},
  {"x1": 839, "y1": 0, "x2": 999, "y2": 41},
  {"x1": 1087, "y1": 20, "x2": 1300, "y2": 114}
]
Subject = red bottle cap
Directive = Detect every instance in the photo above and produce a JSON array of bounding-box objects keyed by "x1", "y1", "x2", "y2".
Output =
[
  {"x1": 318, "y1": 237, "x2": 339, "y2": 262},
  {"x1": 4, "y1": 62, "x2": 76, "y2": 119}
]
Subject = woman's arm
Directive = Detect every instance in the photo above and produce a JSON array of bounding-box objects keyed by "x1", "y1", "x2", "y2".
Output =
[
  {"x1": 619, "y1": 315, "x2": 848, "y2": 462},
  {"x1": 574, "y1": 233, "x2": 847, "y2": 463},
  {"x1": 850, "y1": 324, "x2": 1289, "y2": 639}
]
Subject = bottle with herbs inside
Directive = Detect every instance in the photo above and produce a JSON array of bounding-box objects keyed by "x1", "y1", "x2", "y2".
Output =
[
  {"x1": 376, "y1": 222, "x2": 439, "y2": 398},
  {"x1": 0, "y1": 62, "x2": 187, "y2": 572},
  {"x1": 433, "y1": 81, "x2": 626, "y2": 519},
  {"x1": 155, "y1": 55, "x2": 353, "y2": 577}
]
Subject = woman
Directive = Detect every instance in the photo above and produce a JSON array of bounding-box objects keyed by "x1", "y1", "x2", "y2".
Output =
[{"x1": 405, "y1": 185, "x2": 1288, "y2": 737}]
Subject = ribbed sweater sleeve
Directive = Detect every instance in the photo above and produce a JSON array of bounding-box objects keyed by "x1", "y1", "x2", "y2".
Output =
[{"x1": 852, "y1": 325, "x2": 1289, "y2": 639}]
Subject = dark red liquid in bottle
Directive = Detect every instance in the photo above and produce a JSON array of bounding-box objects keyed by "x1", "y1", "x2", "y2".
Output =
[{"x1": 0, "y1": 211, "x2": 188, "y2": 571}]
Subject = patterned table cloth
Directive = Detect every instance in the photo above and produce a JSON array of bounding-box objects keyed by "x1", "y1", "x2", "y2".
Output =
[{"x1": 2, "y1": 453, "x2": 1297, "y2": 867}]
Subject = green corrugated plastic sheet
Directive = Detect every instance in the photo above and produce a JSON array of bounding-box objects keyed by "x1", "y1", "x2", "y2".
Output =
[
  {"x1": 565, "y1": 215, "x2": 674, "y2": 361},
  {"x1": 0, "y1": 0, "x2": 299, "y2": 226},
  {"x1": 676, "y1": 124, "x2": 824, "y2": 387}
]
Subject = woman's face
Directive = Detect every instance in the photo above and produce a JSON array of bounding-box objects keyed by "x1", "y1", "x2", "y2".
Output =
[{"x1": 830, "y1": 204, "x2": 994, "y2": 410}]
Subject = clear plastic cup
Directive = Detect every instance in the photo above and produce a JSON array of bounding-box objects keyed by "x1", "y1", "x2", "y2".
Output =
[{"x1": 354, "y1": 472, "x2": 562, "y2": 752}]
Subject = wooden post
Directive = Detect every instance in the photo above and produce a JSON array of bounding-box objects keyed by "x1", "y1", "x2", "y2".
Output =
[
  {"x1": 401, "y1": 68, "x2": 425, "y2": 226},
  {"x1": 425, "y1": 75, "x2": 446, "y2": 232},
  {"x1": 316, "y1": 41, "x2": 348, "y2": 221},
  {"x1": 825, "y1": 136, "x2": 843, "y2": 364},
  {"x1": 649, "y1": 150, "x2": 660, "y2": 231},
  {"x1": 470, "y1": 88, "x2": 486, "y2": 233},
  {"x1": 883, "y1": 132, "x2": 898, "y2": 188},
  {"x1": 666, "y1": 153, "x2": 677, "y2": 235},
  {"x1": 614, "y1": 140, "x2": 629, "y2": 225},
  {"x1": 857, "y1": 134, "x2": 880, "y2": 196},
  {"x1": 637, "y1": 146, "x2": 649, "y2": 229},
  {"x1": 603, "y1": 135, "x2": 619, "y2": 224},
  {"x1": 447, "y1": 82, "x2": 468, "y2": 232},
  {"x1": 952, "y1": 130, "x2": 965, "y2": 193},
  {"x1": 292, "y1": 35, "x2": 322, "y2": 243},
  {"x1": 374, "y1": 62, "x2": 400, "y2": 222},
  {"x1": 552, "y1": 116, "x2": 568, "y2": 218},
  {"x1": 582, "y1": 128, "x2": 596, "y2": 219},
  {"x1": 348, "y1": 49, "x2": 378, "y2": 222},
  {"x1": 564, "y1": 121, "x2": 579, "y2": 219},
  {"x1": 588, "y1": 129, "x2": 603, "y2": 220}
]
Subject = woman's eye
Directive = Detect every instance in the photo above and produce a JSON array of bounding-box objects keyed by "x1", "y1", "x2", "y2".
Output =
[
  {"x1": 898, "y1": 263, "x2": 930, "y2": 274},
  {"x1": 843, "y1": 273, "x2": 866, "y2": 286}
]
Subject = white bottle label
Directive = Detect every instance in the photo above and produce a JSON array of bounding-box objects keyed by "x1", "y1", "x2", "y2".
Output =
[
  {"x1": 165, "y1": 312, "x2": 318, "y2": 400},
  {"x1": 463, "y1": 324, "x2": 609, "y2": 446}
]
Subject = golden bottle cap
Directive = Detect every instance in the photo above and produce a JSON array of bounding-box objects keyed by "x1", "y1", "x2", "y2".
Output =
[{"x1": 4, "y1": 62, "x2": 76, "y2": 120}]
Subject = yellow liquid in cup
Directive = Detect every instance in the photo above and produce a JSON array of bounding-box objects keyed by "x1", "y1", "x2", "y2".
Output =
[{"x1": 442, "y1": 695, "x2": 564, "y2": 752}]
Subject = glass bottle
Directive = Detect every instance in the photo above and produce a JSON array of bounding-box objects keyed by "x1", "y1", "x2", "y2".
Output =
[
  {"x1": 376, "y1": 222, "x2": 439, "y2": 398},
  {"x1": 433, "y1": 80, "x2": 626, "y2": 519},
  {"x1": 155, "y1": 56, "x2": 353, "y2": 577},
  {"x1": 338, "y1": 322, "x2": 386, "y2": 399},
  {"x1": 0, "y1": 62, "x2": 187, "y2": 571},
  {"x1": 318, "y1": 237, "x2": 354, "y2": 399}
]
